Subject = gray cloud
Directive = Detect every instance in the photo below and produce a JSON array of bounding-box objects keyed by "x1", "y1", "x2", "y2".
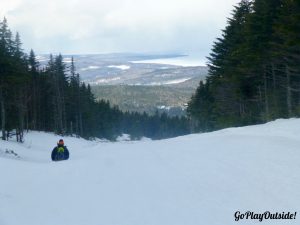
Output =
[{"x1": 2, "y1": 0, "x2": 240, "y2": 58}]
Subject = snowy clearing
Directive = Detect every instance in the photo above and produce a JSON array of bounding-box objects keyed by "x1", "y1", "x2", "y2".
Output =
[
  {"x1": 0, "y1": 119, "x2": 299, "y2": 225},
  {"x1": 132, "y1": 55, "x2": 206, "y2": 67},
  {"x1": 80, "y1": 66, "x2": 101, "y2": 71},
  {"x1": 108, "y1": 65, "x2": 131, "y2": 70},
  {"x1": 89, "y1": 77, "x2": 121, "y2": 85},
  {"x1": 149, "y1": 78, "x2": 192, "y2": 85}
]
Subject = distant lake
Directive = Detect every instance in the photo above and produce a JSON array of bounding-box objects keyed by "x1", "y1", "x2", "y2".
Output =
[{"x1": 132, "y1": 54, "x2": 206, "y2": 67}]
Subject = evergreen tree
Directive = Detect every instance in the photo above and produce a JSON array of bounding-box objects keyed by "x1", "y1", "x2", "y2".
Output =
[{"x1": 189, "y1": 0, "x2": 300, "y2": 132}]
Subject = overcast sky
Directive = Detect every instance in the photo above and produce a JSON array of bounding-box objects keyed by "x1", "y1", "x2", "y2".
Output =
[{"x1": 1, "y1": 0, "x2": 240, "y2": 57}]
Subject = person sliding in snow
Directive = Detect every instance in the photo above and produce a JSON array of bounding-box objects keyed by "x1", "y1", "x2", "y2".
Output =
[{"x1": 51, "y1": 139, "x2": 69, "y2": 161}]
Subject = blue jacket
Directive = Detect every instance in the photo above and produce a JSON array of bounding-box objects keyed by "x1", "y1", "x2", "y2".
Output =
[{"x1": 51, "y1": 144, "x2": 69, "y2": 161}]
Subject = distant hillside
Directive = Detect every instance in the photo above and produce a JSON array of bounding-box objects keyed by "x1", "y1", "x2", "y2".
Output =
[
  {"x1": 37, "y1": 53, "x2": 208, "y2": 86},
  {"x1": 91, "y1": 83, "x2": 199, "y2": 116},
  {"x1": 37, "y1": 53, "x2": 208, "y2": 116}
]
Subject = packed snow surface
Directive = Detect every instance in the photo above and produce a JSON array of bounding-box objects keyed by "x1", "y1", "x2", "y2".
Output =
[{"x1": 1, "y1": 119, "x2": 300, "y2": 225}]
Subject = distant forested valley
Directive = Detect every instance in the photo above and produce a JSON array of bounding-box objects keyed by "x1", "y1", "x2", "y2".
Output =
[{"x1": 91, "y1": 85, "x2": 195, "y2": 117}]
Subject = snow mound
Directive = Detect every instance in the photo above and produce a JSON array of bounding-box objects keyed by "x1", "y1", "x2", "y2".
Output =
[{"x1": 0, "y1": 149, "x2": 21, "y2": 160}]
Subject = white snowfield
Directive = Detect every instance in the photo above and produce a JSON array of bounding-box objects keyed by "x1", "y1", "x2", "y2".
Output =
[{"x1": 1, "y1": 119, "x2": 300, "y2": 225}]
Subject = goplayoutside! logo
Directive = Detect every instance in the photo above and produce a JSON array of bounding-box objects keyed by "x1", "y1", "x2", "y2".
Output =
[{"x1": 234, "y1": 211, "x2": 297, "y2": 222}]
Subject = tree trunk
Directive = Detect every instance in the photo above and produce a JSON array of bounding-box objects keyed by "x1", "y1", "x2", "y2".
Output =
[
  {"x1": 271, "y1": 63, "x2": 279, "y2": 116},
  {"x1": 1, "y1": 98, "x2": 6, "y2": 140},
  {"x1": 0, "y1": 87, "x2": 6, "y2": 140},
  {"x1": 285, "y1": 64, "x2": 292, "y2": 117},
  {"x1": 271, "y1": 63, "x2": 276, "y2": 90},
  {"x1": 263, "y1": 66, "x2": 269, "y2": 121},
  {"x1": 70, "y1": 121, "x2": 73, "y2": 136},
  {"x1": 79, "y1": 112, "x2": 83, "y2": 137},
  {"x1": 17, "y1": 88, "x2": 25, "y2": 142}
]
